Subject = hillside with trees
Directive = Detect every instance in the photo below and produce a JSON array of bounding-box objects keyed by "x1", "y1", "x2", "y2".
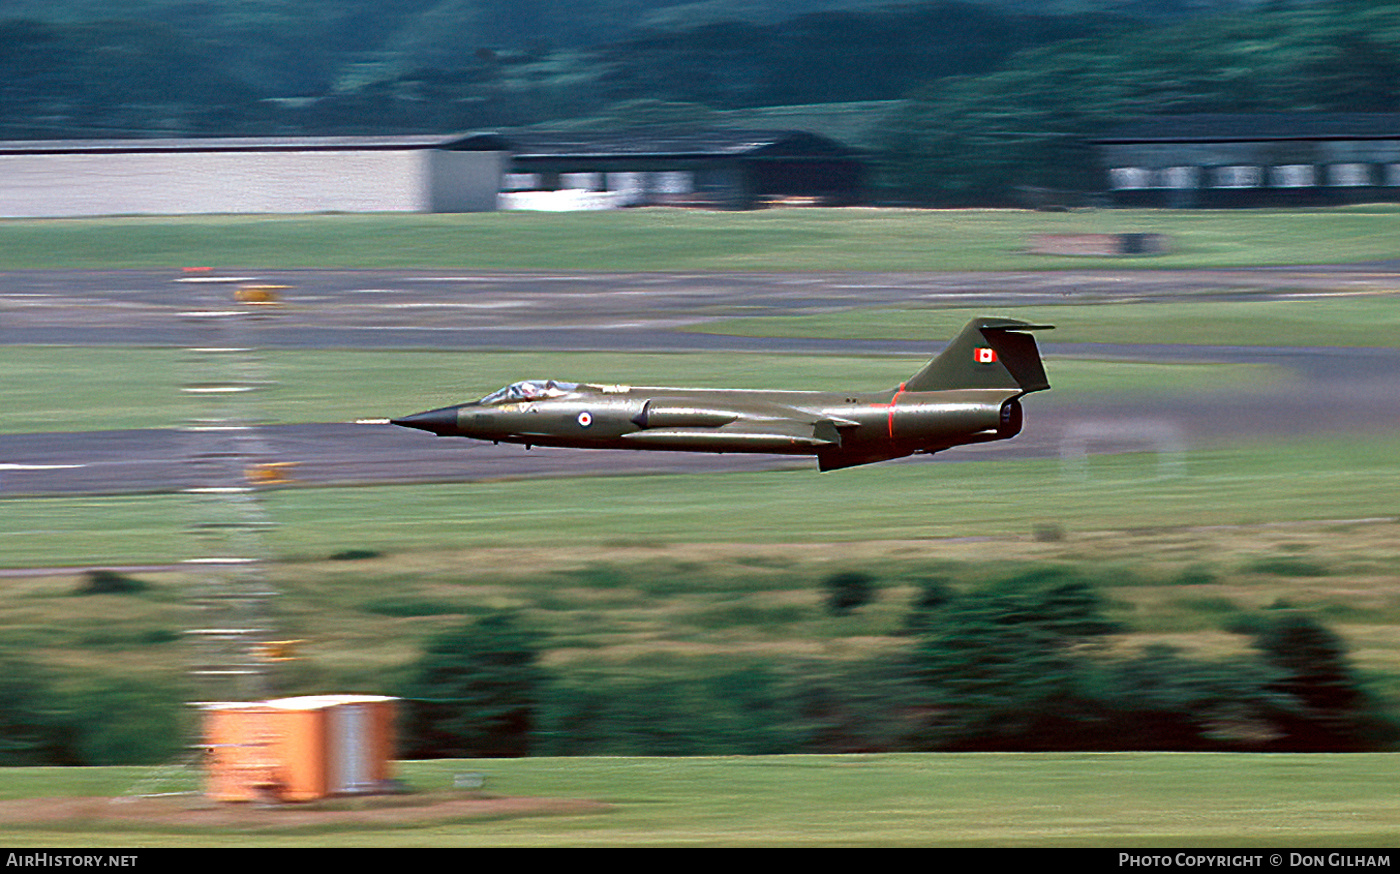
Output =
[
  {"x1": 881, "y1": 0, "x2": 1400, "y2": 203},
  {"x1": 0, "y1": 0, "x2": 1265, "y2": 139},
  {"x1": 1, "y1": 1, "x2": 1391, "y2": 204}
]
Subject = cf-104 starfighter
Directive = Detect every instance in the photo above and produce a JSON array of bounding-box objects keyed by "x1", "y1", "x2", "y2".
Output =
[{"x1": 391, "y1": 317, "x2": 1051, "y2": 471}]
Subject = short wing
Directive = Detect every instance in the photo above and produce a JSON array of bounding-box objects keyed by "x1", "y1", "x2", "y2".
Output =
[{"x1": 621, "y1": 403, "x2": 846, "y2": 452}]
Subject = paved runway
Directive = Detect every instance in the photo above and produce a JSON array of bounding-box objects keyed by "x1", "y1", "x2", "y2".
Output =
[
  {"x1": 4, "y1": 266, "x2": 1399, "y2": 349},
  {"x1": 1, "y1": 267, "x2": 1397, "y2": 495},
  {"x1": 2, "y1": 382, "x2": 1394, "y2": 496}
]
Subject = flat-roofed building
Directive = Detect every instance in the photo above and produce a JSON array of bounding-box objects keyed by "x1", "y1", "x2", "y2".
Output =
[
  {"x1": 1095, "y1": 114, "x2": 1400, "y2": 207},
  {"x1": 0, "y1": 135, "x2": 504, "y2": 218},
  {"x1": 463, "y1": 129, "x2": 865, "y2": 210}
]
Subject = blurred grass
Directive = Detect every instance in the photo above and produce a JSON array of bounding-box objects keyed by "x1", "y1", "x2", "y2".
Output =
[
  {"x1": 1, "y1": 209, "x2": 1397, "y2": 844},
  {"x1": 4, "y1": 434, "x2": 1396, "y2": 568},
  {"x1": 1, "y1": 206, "x2": 1399, "y2": 271},
  {"x1": 695, "y1": 297, "x2": 1400, "y2": 348},
  {"x1": 4, "y1": 508, "x2": 1399, "y2": 743},
  {"x1": 268, "y1": 434, "x2": 1400, "y2": 554},
  {"x1": 0, "y1": 754, "x2": 1396, "y2": 846},
  {"x1": 0, "y1": 345, "x2": 1278, "y2": 433}
]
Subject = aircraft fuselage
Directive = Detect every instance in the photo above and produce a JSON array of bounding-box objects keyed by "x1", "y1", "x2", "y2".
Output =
[
  {"x1": 396, "y1": 385, "x2": 1022, "y2": 471},
  {"x1": 391, "y1": 317, "x2": 1050, "y2": 471}
]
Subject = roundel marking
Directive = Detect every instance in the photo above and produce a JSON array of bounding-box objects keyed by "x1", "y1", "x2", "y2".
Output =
[{"x1": 577, "y1": 411, "x2": 593, "y2": 428}]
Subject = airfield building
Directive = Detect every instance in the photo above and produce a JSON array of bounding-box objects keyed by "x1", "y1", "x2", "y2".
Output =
[
  {"x1": 464, "y1": 129, "x2": 865, "y2": 210},
  {"x1": 0, "y1": 135, "x2": 505, "y2": 218},
  {"x1": 0, "y1": 129, "x2": 862, "y2": 218},
  {"x1": 1096, "y1": 113, "x2": 1400, "y2": 207}
]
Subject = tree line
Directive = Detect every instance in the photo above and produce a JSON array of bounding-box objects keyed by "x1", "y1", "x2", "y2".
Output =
[
  {"x1": 0, "y1": 2, "x2": 1121, "y2": 139},
  {"x1": 879, "y1": 0, "x2": 1400, "y2": 203},
  {"x1": 0, "y1": 2, "x2": 1390, "y2": 202},
  {"x1": 400, "y1": 565, "x2": 1397, "y2": 759},
  {"x1": 0, "y1": 560, "x2": 1391, "y2": 765}
]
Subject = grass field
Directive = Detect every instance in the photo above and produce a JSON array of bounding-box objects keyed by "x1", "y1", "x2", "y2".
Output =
[
  {"x1": 2, "y1": 207, "x2": 1398, "y2": 846},
  {"x1": 1, "y1": 205, "x2": 1399, "y2": 271},
  {"x1": 0, "y1": 754, "x2": 1396, "y2": 846},
  {"x1": 0, "y1": 344, "x2": 1281, "y2": 434},
  {"x1": 6, "y1": 461, "x2": 1400, "y2": 706},
  {"x1": 5, "y1": 431, "x2": 1398, "y2": 568},
  {"x1": 694, "y1": 297, "x2": 1400, "y2": 348}
]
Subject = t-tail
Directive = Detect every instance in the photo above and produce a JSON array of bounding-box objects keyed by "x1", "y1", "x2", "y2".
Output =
[{"x1": 903, "y1": 317, "x2": 1053, "y2": 394}]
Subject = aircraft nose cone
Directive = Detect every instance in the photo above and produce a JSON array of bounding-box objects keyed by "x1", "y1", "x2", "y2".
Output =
[{"x1": 390, "y1": 406, "x2": 461, "y2": 436}]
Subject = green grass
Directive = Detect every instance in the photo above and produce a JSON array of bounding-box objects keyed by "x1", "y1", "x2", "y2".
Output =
[
  {"x1": 0, "y1": 345, "x2": 1278, "y2": 433},
  {"x1": 265, "y1": 437, "x2": 1400, "y2": 557},
  {"x1": 695, "y1": 297, "x2": 1400, "y2": 348},
  {"x1": 1, "y1": 206, "x2": 1399, "y2": 271},
  {"x1": 0, "y1": 754, "x2": 1396, "y2": 846},
  {"x1": 2, "y1": 211, "x2": 1398, "y2": 845},
  {"x1": 0, "y1": 348, "x2": 185, "y2": 433},
  {"x1": 10, "y1": 510, "x2": 1400, "y2": 693},
  {"x1": 4, "y1": 433, "x2": 1397, "y2": 568}
]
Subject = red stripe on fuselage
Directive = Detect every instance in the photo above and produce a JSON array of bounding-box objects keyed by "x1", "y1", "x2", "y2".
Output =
[{"x1": 888, "y1": 382, "x2": 906, "y2": 441}]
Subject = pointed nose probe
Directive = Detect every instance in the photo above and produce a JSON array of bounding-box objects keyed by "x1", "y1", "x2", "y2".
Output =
[{"x1": 390, "y1": 406, "x2": 460, "y2": 436}]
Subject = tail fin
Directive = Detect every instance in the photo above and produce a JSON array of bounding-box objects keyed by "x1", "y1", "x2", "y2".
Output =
[{"x1": 903, "y1": 317, "x2": 1053, "y2": 394}]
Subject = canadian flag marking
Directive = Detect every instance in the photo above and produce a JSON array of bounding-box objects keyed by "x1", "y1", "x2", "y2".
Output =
[{"x1": 975, "y1": 347, "x2": 998, "y2": 364}]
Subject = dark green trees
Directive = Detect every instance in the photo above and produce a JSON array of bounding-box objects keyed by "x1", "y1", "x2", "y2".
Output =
[
  {"x1": 904, "y1": 569, "x2": 1118, "y2": 749},
  {"x1": 879, "y1": 1, "x2": 1400, "y2": 203},
  {"x1": 901, "y1": 566, "x2": 1394, "y2": 752},
  {"x1": 1248, "y1": 611, "x2": 1393, "y2": 751},
  {"x1": 823, "y1": 570, "x2": 876, "y2": 616},
  {"x1": 390, "y1": 569, "x2": 1395, "y2": 758},
  {"x1": 400, "y1": 612, "x2": 547, "y2": 758},
  {"x1": 0, "y1": 656, "x2": 73, "y2": 766}
]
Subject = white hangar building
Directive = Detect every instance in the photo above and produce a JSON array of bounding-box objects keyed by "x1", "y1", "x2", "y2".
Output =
[{"x1": 0, "y1": 135, "x2": 505, "y2": 218}]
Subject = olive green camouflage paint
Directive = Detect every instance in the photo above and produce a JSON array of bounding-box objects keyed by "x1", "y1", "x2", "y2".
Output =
[{"x1": 392, "y1": 318, "x2": 1052, "y2": 471}]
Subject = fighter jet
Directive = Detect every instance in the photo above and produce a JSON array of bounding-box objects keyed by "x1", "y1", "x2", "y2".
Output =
[{"x1": 391, "y1": 317, "x2": 1051, "y2": 471}]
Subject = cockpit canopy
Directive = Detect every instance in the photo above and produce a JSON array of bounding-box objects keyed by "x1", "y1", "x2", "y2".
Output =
[{"x1": 479, "y1": 379, "x2": 579, "y2": 405}]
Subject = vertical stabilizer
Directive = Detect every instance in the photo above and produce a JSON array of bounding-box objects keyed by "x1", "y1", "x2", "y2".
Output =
[{"x1": 903, "y1": 318, "x2": 1052, "y2": 393}]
